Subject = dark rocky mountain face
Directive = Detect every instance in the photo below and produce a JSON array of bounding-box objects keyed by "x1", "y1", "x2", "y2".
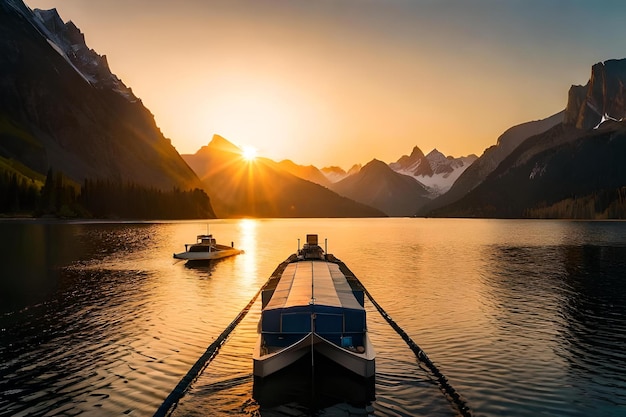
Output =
[
  {"x1": 330, "y1": 159, "x2": 430, "y2": 216},
  {"x1": 183, "y1": 135, "x2": 385, "y2": 218},
  {"x1": 565, "y1": 59, "x2": 626, "y2": 130},
  {"x1": 419, "y1": 111, "x2": 564, "y2": 215},
  {"x1": 0, "y1": 1, "x2": 201, "y2": 190},
  {"x1": 428, "y1": 122, "x2": 626, "y2": 218},
  {"x1": 426, "y1": 58, "x2": 626, "y2": 219},
  {"x1": 32, "y1": 8, "x2": 135, "y2": 99}
]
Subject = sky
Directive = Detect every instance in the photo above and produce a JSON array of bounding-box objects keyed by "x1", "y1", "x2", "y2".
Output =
[{"x1": 23, "y1": 0, "x2": 626, "y2": 169}]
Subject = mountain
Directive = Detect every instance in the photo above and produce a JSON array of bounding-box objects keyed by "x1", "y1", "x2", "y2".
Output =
[
  {"x1": 427, "y1": 122, "x2": 626, "y2": 218},
  {"x1": 321, "y1": 164, "x2": 361, "y2": 183},
  {"x1": 564, "y1": 59, "x2": 626, "y2": 129},
  {"x1": 183, "y1": 135, "x2": 386, "y2": 218},
  {"x1": 427, "y1": 58, "x2": 626, "y2": 219},
  {"x1": 390, "y1": 146, "x2": 477, "y2": 196},
  {"x1": 0, "y1": 1, "x2": 202, "y2": 191},
  {"x1": 420, "y1": 111, "x2": 563, "y2": 214},
  {"x1": 390, "y1": 146, "x2": 432, "y2": 176},
  {"x1": 329, "y1": 159, "x2": 430, "y2": 216},
  {"x1": 320, "y1": 166, "x2": 348, "y2": 183},
  {"x1": 275, "y1": 159, "x2": 331, "y2": 187}
]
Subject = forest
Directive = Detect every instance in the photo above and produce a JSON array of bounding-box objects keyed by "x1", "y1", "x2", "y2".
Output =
[
  {"x1": 0, "y1": 168, "x2": 215, "y2": 219},
  {"x1": 525, "y1": 187, "x2": 626, "y2": 219}
]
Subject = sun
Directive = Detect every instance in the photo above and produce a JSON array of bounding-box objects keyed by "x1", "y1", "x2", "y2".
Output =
[{"x1": 241, "y1": 145, "x2": 258, "y2": 162}]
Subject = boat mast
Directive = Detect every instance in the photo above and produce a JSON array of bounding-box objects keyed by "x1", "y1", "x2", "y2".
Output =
[{"x1": 208, "y1": 224, "x2": 212, "y2": 253}]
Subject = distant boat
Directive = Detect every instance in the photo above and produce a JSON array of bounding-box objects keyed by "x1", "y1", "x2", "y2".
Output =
[
  {"x1": 253, "y1": 234, "x2": 375, "y2": 378},
  {"x1": 173, "y1": 234, "x2": 243, "y2": 261}
]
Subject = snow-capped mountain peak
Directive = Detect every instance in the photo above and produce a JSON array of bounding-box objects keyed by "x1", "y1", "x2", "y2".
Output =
[
  {"x1": 29, "y1": 7, "x2": 137, "y2": 101},
  {"x1": 389, "y1": 145, "x2": 433, "y2": 177},
  {"x1": 390, "y1": 146, "x2": 477, "y2": 197}
]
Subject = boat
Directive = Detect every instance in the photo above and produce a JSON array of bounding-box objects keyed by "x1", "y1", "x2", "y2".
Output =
[
  {"x1": 173, "y1": 234, "x2": 243, "y2": 261},
  {"x1": 253, "y1": 353, "x2": 375, "y2": 410},
  {"x1": 253, "y1": 234, "x2": 375, "y2": 378}
]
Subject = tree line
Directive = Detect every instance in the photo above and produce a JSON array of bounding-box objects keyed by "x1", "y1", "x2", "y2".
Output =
[
  {"x1": 525, "y1": 187, "x2": 626, "y2": 219},
  {"x1": 1, "y1": 168, "x2": 215, "y2": 219},
  {"x1": 0, "y1": 170, "x2": 40, "y2": 214}
]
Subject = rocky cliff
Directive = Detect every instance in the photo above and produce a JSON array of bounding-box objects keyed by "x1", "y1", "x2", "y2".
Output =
[
  {"x1": 427, "y1": 58, "x2": 626, "y2": 219},
  {"x1": 0, "y1": 1, "x2": 202, "y2": 191},
  {"x1": 427, "y1": 122, "x2": 625, "y2": 218},
  {"x1": 389, "y1": 146, "x2": 433, "y2": 176},
  {"x1": 564, "y1": 59, "x2": 626, "y2": 129},
  {"x1": 420, "y1": 111, "x2": 563, "y2": 215},
  {"x1": 389, "y1": 146, "x2": 477, "y2": 197}
]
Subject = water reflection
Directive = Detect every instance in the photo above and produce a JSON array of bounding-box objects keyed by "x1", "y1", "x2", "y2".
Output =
[
  {"x1": 0, "y1": 222, "x2": 166, "y2": 312},
  {"x1": 181, "y1": 259, "x2": 219, "y2": 275},
  {"x1": 478, "y1": 244, "x2": 572, "y2": 413},
  {"x1": 236, "y1": 219, "x2": 258, "y2": 289},
  {"x1": 559, "y1": 245, "x2": 626, "y2": 414},
  {"x1": 0, "y1": 221, "x2": 268, "y2": 416},
  {"x1": 0, "y1": 222, "x2": 81, "y2": 313},
  {"x1": 480, "y1": 235, "x2": 626, "y2": 416},
  {"x1": 0, "y1": 265, "x2": 158, "y2": 415},
  {"x1": 252, "y1": 355, "x2": 376, "y2": 411},
  {"x1": 3, "y1": 219, "x2": 626, "y2": 417}
]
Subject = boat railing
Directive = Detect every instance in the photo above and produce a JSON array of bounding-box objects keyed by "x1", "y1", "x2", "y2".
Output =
[{"x1": 261, "y1": 330, "x2": 365, "y2": 348}]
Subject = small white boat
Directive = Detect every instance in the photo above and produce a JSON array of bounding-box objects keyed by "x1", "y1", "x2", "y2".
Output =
[
  {"x1": 253, "y1": 234, "x2": 375, "y2": 378},
  {"x1": 173, "y1": 234, "x2": 243, "y2": 261}
]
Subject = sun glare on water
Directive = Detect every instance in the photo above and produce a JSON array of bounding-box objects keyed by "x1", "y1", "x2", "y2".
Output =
[{"x1": 241, "y1": 145, "x2": 258, "y2": 162}]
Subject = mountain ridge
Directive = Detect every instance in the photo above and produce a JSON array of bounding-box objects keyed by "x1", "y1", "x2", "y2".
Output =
[
  {"x1": 183, "y1": 135, "x2": 386, "y2": 218},
  {"x1": 420, "y1": 111, "x2": 564, "y2": 215},
  {"x1": 330, "y1": 158, "x2": 430, "y2": 216},
  {"x1": 390, "y1": 147, "x2": 477, "y2": 197},
  {"x1": 427, "y1": 122, "x2": 624, "y2": 218},
  {"x1": 4, "y1": 0, "x2": 625, "y2": 219},
  {"x1": 427, "y1": 58, "x2": 626, "y2": 219},
  {"x1": 0, "y1": 1, "x2": 202, "y2": 192}
]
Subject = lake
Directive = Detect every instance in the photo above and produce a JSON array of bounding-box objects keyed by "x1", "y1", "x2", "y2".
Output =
[{"x1": 1, "y1": 218, "x2": 625, "y2": 416}]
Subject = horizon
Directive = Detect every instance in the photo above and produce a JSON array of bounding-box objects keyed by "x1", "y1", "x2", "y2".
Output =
[{"x1": 24, "y1": 0, "x2": 626, "y2": 169}]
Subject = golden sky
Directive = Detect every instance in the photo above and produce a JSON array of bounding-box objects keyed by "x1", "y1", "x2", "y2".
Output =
[{"x1": 24, "y1": 0, "x2": 626, "y2": 169}]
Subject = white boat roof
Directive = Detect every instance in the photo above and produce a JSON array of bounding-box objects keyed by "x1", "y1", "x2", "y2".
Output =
[{"x1": 265, "y1": 261, "x2": 363, "y2": 311}]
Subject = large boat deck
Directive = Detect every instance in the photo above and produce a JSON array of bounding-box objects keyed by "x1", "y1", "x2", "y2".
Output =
[{"x1": 254, "y1": 235, "x2": 375, "y2": 378}]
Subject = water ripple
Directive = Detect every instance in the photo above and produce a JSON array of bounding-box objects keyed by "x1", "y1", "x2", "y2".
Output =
[{"x1": 2, "y1": 220, "x2": 626, "y2": 416}]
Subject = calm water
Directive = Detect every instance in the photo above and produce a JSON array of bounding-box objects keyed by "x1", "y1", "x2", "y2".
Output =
[{"x1": 1, "y1": 218, "x2": 626, "y2": 416}]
